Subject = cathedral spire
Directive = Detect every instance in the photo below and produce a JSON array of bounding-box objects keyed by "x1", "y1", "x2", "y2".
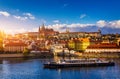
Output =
[
  {"x1": 41, "y1": 23, "x2": 45, "y2": 30},
  {"x1": 38, "y1": 26, "x2": 41, "y2": 32},
  {"x1": 66, "y1": 28, "x2": 69, "y2": 33},
  {"x1": 42, "y1": 23, "x2": 44, "y2": 27},
  {"x1": 98, "y1": 28, "x2": 101, "y2": 33}
]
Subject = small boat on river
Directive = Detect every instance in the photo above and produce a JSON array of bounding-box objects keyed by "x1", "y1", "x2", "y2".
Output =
[{"x1": 44, "y1": 58, "x2": 115, "y2": 68}]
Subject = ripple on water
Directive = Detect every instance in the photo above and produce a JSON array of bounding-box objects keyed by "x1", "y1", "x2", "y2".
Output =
[{"x1": 0, "y1": 58, "x2": 119, "y2": 79}]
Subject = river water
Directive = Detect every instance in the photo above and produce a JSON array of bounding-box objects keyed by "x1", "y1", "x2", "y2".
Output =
[{"x1": 0, "y1": 58, "x2": 119, "y2": 79}]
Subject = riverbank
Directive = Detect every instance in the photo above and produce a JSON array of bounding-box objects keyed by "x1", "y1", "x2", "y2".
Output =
[
  {"x1": 0, "y1": 54, "x2": 24, "y2": 58},
  {"x1": 75, "y1": 52, "x2": 120, "y2": 58},
  {"x1": 0, "y1": 53, "x2": 54, "y2": 58},
  {"x1": 57, "y1": 52, "x2": 120, "y2": 58},
  {"x1": 0, "y1": 52, "x2": 119, "y2": 58}
]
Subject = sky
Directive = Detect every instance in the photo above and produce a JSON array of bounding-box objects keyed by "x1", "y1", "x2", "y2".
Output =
[{"x1": 0, "y1": 0, "x2": 120, "y2": 34}]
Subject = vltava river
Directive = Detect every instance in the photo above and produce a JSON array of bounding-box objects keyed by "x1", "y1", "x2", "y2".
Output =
[{"x1": 0, "y1": 58, "x2": 119, "y2": 79}]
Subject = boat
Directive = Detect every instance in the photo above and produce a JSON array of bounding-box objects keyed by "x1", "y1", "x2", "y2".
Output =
[{"x1": 44, "y1": 58, "x2": 115, "y2": 68}]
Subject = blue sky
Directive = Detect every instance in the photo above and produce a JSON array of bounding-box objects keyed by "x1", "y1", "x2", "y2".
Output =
[{"x1": 0, "y1": 0, "x2": 120, "y2": 34}]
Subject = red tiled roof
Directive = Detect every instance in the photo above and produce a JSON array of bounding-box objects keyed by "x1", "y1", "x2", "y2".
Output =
[{"x1": 88, "y1": 43, "x2": 119, "y2": 49}]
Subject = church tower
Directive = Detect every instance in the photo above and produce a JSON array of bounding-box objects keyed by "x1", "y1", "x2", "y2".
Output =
[
  {"x1": 66, "y1": 28, "x2": 70, "y2": 33},
  {"x1": 38, "y1": 26, "x2": 41, "y2": 33},
  {"x1": 98, "y1": 29, "x2": 101, "y2": 34},
  {"x1": 41, "y1": 23, "x2": 45, "y2": 31}
]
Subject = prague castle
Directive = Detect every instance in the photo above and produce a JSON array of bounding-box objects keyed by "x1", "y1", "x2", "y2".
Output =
[
  {"x1": 38, "y1": 24, "x2": 59, "y2": 40},
  {"x1": 15, "y1": 24, "x2": 102, "y2": 41},
  {"x1": 58, "y1": 29, "x2": 101, "y2": 40}
]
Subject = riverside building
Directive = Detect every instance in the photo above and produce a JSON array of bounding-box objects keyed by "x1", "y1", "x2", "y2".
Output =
[{"x1": 85, "y1": 43, "x2": 120, "y2": 53}]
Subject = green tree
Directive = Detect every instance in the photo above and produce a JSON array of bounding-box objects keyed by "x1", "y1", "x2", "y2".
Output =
[{"x1": 23, "y1": 48, "x2": 30, "y2": 56}]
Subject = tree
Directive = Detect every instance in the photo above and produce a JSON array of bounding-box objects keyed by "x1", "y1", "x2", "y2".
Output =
[{"x1": 23, "y1": 48, "x2": 30, "y2": 56}]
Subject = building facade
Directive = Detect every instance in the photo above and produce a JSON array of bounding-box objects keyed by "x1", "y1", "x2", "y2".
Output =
[
  {"x1": 85, "y1": 43, "x2": 120, "y2": 53},
  {"x1": 68, "y1": 38, "x2": 90, "y2": 51},
  {"x1": 58, "y1": 29, "x2": 101, "y2": 40},
  {"x1": 38, "y1": 24, "x2": 59, "y2": 40},
  {"x1": 3, "y1": 41, "x2": 27, "y2": 53}
]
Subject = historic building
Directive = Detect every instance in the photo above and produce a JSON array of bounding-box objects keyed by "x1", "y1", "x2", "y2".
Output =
[
  {"x1": 15, "y1": 24, "x2": 59, "y2": 41},
  {"x1": 58, "y1": 29, "x2": 101, "y2": 40},
  {"x1": 68, "y1": 38, "x2": 90, "y2": 51},
  {"x1": 3, "y1": 41, "x2": 27, "y2": 53},
  {"x1": 38, "y1": 24, "x2": 59, "y2": 40},
  {"x1": 85, "y1": 43, "x2": 120, "y2": 53}
]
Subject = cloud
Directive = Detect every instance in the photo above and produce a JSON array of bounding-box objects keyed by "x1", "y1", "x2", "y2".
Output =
[
  {"x1": 53, "y1": 20, "x2": 60, "y2": 23},
  {"x1": 13, "y1": 15, "x2": 28, "y2": 21},
  {"x1": 13, "y1": 12, "x2": 35, "y2": 21},
  {"x1": 0, "y1": 11, "x2": 10, "y2": 17},
  {"x1": 97, "y1": 20, "x2": 106, "y2": 27},
  {"x1": 47, "y1": 23, "x2": 95, "y2": 32},
  {"x1": 23, "y1": 13, "x2": 35, "y2": 20},
  {"x1": 47, "y1": 20, "x2": 120, "y2": 33},
  {"x1": 80, "y1": 14, "x2": 86, "y2": 19},
  {"x1": 108, "y1": 20, "x2": 120, "y2": 28},
  {"x1": 97, "y1": 20, "x2": 120, "y2": 28},
  {"x1": 0, "y1": 11, "x2": 35, "y2": 20}
]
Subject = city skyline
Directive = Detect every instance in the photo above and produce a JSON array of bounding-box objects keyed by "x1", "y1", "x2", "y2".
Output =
[{"x1": 0, "y1": 0, "x2": 120, "y2": 34}]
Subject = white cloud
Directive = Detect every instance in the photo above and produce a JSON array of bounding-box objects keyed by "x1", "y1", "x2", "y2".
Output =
[
  {"x1": 13, "y1": 12, "x2": 35, "y2": 21},
  {"x1": 47, "y1": 23, "x2": 95, "y2": 32},
  {"x1": 29, "y1": 16, "x2": 35, "y2": 20},
  {"x1": 97, "y1": 20, "x2": 106, "y2": 27},
  {"x1": 67, "y1": 23, "x2": 94, "y2": 28},
  {"x1": 13, "y1": 15, "x2": 28, "y2": 21},
  {"x1": 23, "y1": 13, "x2": 35, "y2": 20},
  {"x1": 53, "y1": 20, "x2": 60, "y2": 23},
  {"x1": 0, "y1": 11, "x2": 10, "y2": 17},
  {"x1": 0, "y1": 10, "x2": 120, "y2": 34},
  {"x1": 80, "y1": 14, "x2": 86, "y2": 19},
  {"x1": 97, "y1": 20, "x2": 120, "y2": 28},
  {"x1": 47, "y1": 20, "x2": 120, "y2": 32},
  {"x1": 108, "y1": 20, "x2": 120, "y2": 28},
  {"x1": 23, "y1": 13, "x2": 32, "y2": 16}
]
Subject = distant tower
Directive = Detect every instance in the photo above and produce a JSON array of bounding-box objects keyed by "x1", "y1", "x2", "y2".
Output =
[
  {"x1": 97, "y1": 28, "x2": 102, "y2": 39},
  {"x1": 98, "y1": 29, "x2": 101, "y2": 34},
  {"x1": 41, "y1": 23, "x2": 45, "y2": 31},
  {"x1": 38, "y1": 26, "x2": 41, "y2": 32},
  {"x1": 66, "y1": 28, "x2": 70, "y2": 33},
  {"x1": 66, "y1": 28, "x2": 70, "y2": 39}
]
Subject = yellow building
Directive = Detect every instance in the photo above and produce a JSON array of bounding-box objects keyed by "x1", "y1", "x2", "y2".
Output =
[
  {"x1": 79, "y1": 38, "x2": 90, "y2": 51},
  {"x1": 0, "y1": 30, "x2": 5, "y2": 51},
  {"x1": 68, "y1": 39, "x2": 75, "y2": 49},
  {"x1": 68, "y1": 38, "x2": 90, "y2": 51}
]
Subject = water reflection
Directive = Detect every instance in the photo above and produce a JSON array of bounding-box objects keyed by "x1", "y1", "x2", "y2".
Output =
[{"x1": 0, "y1": 58, "x2": 119, "y2": 79}]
